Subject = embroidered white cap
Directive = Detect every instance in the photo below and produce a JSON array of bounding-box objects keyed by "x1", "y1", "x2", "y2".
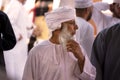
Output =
[{"x1": 45, "y1": 6, "x2": 76, "y2": 32}]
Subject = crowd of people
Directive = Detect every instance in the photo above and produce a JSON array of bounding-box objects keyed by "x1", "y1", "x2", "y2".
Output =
[{"x1": 0, "y1": 0, "x2": 120, "y2": 80}]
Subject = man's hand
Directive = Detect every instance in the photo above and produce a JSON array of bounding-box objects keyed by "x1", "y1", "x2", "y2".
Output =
[
  {"x1": 66, "y1": 40, "x2": 85, "y2": 72},
  {"x1": 66, "y1": 40, "x2": 83, "y2": 59}
]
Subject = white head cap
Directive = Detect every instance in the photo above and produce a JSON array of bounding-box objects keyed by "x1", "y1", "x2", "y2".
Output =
[
  {"x1": 75, "y1": 0, "x2": 93, "y2": 8},
  {"x1": 45, "y1": 6, "x2": 76, "y2": 32},
  {"x1": 113, "y1": 0, "x2": 120, "y2": 3}
]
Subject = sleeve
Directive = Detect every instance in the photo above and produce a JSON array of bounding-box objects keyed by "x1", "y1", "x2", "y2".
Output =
[
  {"x1": 81, "y1": 24, "x2": 94, "y2": 58},
  {"x1": 25, "y1": 11, "x2": 34, "y2": 38},
  {"x1": 93, "y1": 2, "x2": 110, "y2": 11},
  {"x1": 92, "y1": 2, "x2": 109, "y2": 34},
  {"x1": 74, "y1": 55, "x2": 96, "y2": 80},
  {"x1": 22, "y1": 50, "x2": 37, "y2": 80},
  {"x1": 1, "y1": 11, "x2": 16, "y2": 50},
  {"x1": 90, "y1": 31, "x2": 106, "y2": 80},
  {"x1": 4, "y1": 3, "x2": 22, "y2": 41}
]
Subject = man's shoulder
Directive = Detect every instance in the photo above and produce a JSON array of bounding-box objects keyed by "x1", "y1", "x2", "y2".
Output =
[
  {"x1": 30, "y1": 40, "x2": 52, "y2": 52},
  {"x1": 97, "y1": 23, "x2": 120, "y2": 40},
  {"x1": 34, "y1": 40, "x2": 50, "y2": 47},
  {"x1": 0, "y1": 11, "x2": 8, "y2": 23},
  {"x1": 28, "y1": 40, "x2": 54, "y2": 58},
  {"x1": 101, "y1": 23, "x2": 120, "y2": 34}
]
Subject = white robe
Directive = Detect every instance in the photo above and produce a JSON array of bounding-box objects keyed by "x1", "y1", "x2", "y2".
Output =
[
  {"x1": 3, "y1": 0, "x2": 33, "y2": 80},
  {"x1": 92, "y1": 2, "x2": 120, "y2": 34},
  {"x1": 75, "y1": 17, "x2": 94, "y2": 58},
  {"x1": 22, "y1": 40, "x2": 96, "y2": 80}
]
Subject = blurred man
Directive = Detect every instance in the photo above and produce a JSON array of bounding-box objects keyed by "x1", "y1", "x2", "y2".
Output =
[
  {"x1": 4, "y1": 0, "x2": 33, "y2": 79},
  {"x1": 92, "y1": 0, "x2": 120, "y2": 34},
  {"x1": 22, "y1": 6, "x2": 96, "y2": 80},
  {"x1": 0, "y1": 11, "x2": 16, "y2": 80},
  {"x1": 91, "y1": 22, "x2": 120, "y2": 80}
]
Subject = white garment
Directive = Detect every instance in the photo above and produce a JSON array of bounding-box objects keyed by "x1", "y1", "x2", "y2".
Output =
[
  {"x1": 23, "y1": 40, "x2": 96, "y2": 80},
  {"x1": 92, "y1": 2, "x2": 120, "y2": 34},
  {"x1": 3, "y1": 0, "x2": 33, "y2": 80},
  {"x1": 75, "y1": 17, "x2": 94, "y2": 58}
]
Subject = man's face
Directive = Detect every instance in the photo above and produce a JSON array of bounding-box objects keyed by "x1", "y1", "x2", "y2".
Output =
[
  {"x1": 62, "y1": 20, "x2": 78, "y2": 36},
  {"x1": 112, "y1": 3, "x2": 120, "y2": 18},
  {"x1": 59, "y1": 20, "x2": 78, "y2": 49}
]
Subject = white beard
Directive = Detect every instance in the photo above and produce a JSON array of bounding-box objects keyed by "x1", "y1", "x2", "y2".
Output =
[{"x1": 59, "y1": 24, "x2": 73, "y2": 50}]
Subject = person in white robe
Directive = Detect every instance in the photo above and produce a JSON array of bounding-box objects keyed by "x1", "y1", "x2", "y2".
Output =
[
  {"x1": 3, "y1": 0, "x2": 34, "y2": 80},
  {"x1": 74, "y1": 0, "x2": 94, "y2": 58},
  {"x1": 0, "y1": 0, "x2": 10, "y2": 10},
  {"x1": 22, "y1": 6, "x2": 96, "y2": 80},
  {"x1": 92, "y1": 0, "x2": 120, "y2": 34}
]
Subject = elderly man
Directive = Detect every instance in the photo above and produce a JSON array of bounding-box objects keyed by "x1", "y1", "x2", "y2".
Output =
[
  {"x1": 75, "y1": 0, "x2": 94, "y2": 58},
  {"x1": 22, "y1": 6, "x2": 96, "y2": 80},
  {"x1": 92, "y1": 0, "x2": 120, "y2": 34}
]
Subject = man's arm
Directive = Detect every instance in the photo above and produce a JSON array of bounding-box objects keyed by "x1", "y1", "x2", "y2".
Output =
[
  {"x1": 66, "y1": 40, "x2": 96, "y2": 80},
  {"x1": 91, "y1": 30, "x2": 107, "y2": 80},
  {"x1": 4, "y1": 1, "x2": 23, "y2": 41},
  {"x1": 92, "y1": 2, "x2": 110, "y2": 34},
  {"x1": 93, "y1": 2, "x2": 110, "y2": 11}
]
